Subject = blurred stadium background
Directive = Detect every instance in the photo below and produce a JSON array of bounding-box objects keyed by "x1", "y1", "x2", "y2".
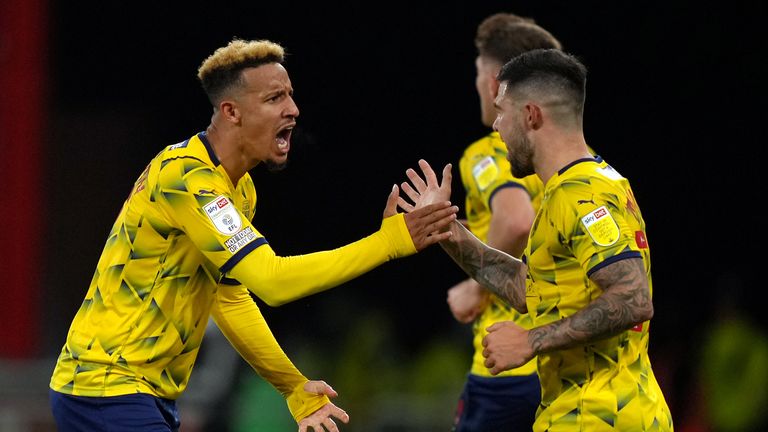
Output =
[{"x1": 1, "y1": 1, "x2": 767, "y2": 431}]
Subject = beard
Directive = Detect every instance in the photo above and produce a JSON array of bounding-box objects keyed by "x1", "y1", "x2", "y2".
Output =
[
  {"x1": 265, "y1": 159, "x2": 288, "y2": 172},
  {"x1": 507, "y1": 133, "x2": 535, "y2": 178}
]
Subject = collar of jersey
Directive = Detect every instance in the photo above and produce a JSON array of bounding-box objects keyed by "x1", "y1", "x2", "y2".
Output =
[{"x1": 197, "y1": 131, "x2": 221, "y2": 167}]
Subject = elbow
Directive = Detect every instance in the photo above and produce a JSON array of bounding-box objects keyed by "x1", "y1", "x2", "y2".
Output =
[
  {"x1": 261, "y1": 295, "x2": 289, "y2": 307},
  {"x1": 512, "y1": 300, "x2": 528, "y2": 315},
  {"x1": 631, "y1": 300, "x2": 654, "y2": 327},
  {"x1": 259, "y1": 288, "x2": 297, "y2": 307},
  {"x1": 508, "y1": 226, "x2": 532, "y2": 258},
  {"x1": 640, "y1": 301, "x2": 654, "y2": 322},
  {"x1": 245, "y1": 283, "x2": 291, "y2": 307}
]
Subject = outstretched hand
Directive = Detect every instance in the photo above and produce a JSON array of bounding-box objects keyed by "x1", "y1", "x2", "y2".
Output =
[
  {"x1": 382, "y1": 165, "x2": 458, "y2": 251},
  {"x1": 397, "y1": 159, "x2": 453, "y2": 212},
  {"x1": 297, "y1": 380, "x2": 349, "y2": 432}
]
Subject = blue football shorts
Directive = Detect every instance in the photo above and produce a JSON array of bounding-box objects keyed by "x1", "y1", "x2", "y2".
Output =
[
  {"x1": 452, "y1": 373, "x2": 541, "y2": 432},
  {"x1": 49, "y1": 389, "x2": 181, "y2": 432}
]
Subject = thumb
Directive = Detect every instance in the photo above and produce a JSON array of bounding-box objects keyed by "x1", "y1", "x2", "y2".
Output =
[
  {"x1": 442, "y1": 163, "x2": 452, "y2": 186},
  {"x1": 486, "y1": 322, "x2": 502, "y2": 333},
  {"x1": 383, "y1": 184, "x2": 398, "y2": 218},
  {"x1": 303, "y1": 380, "x2": 338, "y2": 398}
]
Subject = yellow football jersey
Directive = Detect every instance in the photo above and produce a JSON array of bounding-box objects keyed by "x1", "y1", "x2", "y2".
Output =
[
  {"x1": 51, "y1": 131, "x2": 419, "y2": 411},
  {"x1": 51, "y1": 132, "x2": 263, "y2": 399},
  {"x1": 525, "y1": 156, "x2": 673, "y2": 431},
  {"x1": 458, "y1": 131, "x2": 542, "y2": 377}
]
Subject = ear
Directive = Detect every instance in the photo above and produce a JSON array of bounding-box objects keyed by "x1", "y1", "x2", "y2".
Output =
[
  {"x1": 524, "y1": 103, "x2": 544, "y2": 130},
  {"x1": 489, "y1": 74, "x2": 501, "y2": 98},
  {"x1": 219, "y1": 100, "x2": 241, "y2": 124}
]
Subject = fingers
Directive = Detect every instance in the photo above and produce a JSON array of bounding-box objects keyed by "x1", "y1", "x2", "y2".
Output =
[
  {"x1": 303, "y1": 380, "x2": 338, "y2": 398},
  {"x1": 416, "y1": 204, "x2": 459, "y2": 237},
  {"x1": 485, "y1": 322, "x2": 502, "y2": 333},
  {"x1": 382, "y1": 184, "x2": 399, "y2": 218},
  {"x1": 482, "y1": 349, "x2": 503, "y2": 375},
  {"x1": 418, "y1": 159, "x2": 438, "y2": 187},
  {"x1": 322, "y1": 418, "x2": 339, "y2": 432},
  {"x1": 330, "y1": 404, "x2": 350, "y2": 424},
  {"x1": 405, "y1": 167, "x2": 428, "y2": 193},
  {"x1": 400, "y1": 181, "x2": 420, "y2": 204},
  {"x1": 299, "y1": 418, "x2": 338, "y2": 432},
  {"x1": 441, "y1": 163, "x2": 452, "y2": 184},
  {"x1": 418, "y1": 230, "x2": 454, "y2": 248},
  {"x1": 297, "y1": 403, "x2": 349, "y2": 432},
  {"x1": 397, "y1": 196, "x2": 415, "y2": 213},
  {"x1": 425, "y1": 204, "x2": 460, "y2": 225},
  {"x1": 409, "y1": 200, "x2": 453, "y2": 217},
  {"x1": 419, "y1": 209, "x2": 459, "y2": 238}
]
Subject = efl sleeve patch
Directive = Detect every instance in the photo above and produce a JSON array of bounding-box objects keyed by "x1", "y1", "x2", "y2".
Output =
[
  {"x1": 581, "y1": 206, "x2": 619, "y2": 246},
  {"x1": 225, "y1": 226, "x2": 258, "y2": 254},
  {"x1": 472, "y1": 156, "x2": 499, "y2": 191},
  {"x1": 204, "y1": 195, "x2": 242, "y2": 234}
]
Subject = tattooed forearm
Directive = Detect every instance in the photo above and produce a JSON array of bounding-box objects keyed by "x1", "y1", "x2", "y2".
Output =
[
  {"x1": 439, "y1": 220, "x2": 528, "y2": 312},
  {"x1": 528, "y1": 257, "x2": 653, "y2": 354}
]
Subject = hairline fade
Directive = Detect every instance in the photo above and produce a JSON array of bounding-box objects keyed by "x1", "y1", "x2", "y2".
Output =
[
  {"x1": 497, "y1": 49, "x2": 587, "y2": 122},
  {"x1": 197, "y1": 39, "x2": 286, "y2": 105}
]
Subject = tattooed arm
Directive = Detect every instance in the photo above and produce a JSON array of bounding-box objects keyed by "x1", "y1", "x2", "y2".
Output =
[
  {"x1": 398, "y1": 159, "x2": 528, "y2": 313},
  {"x1": 438, "y1": 220, "x2": 528, "y2": 313},
  {"x1": 530, "y1": 257, "x2": 653, "y2": 353},
  {"x1": 482, "y1": 257, "x2": 653, "y2": 374}
]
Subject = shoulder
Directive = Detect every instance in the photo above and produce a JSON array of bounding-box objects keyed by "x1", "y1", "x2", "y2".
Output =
[
  {"x1": 547, "y1": 158, "x2": 631, "y2": 228},
  {"x1": 461, "y1": 132, "x2": 505, "y2": 159}
]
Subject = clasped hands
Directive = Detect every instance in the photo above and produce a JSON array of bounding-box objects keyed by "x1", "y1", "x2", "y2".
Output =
[{"x1": 397, "y1": 159, "x2": 534, "y2": 375}]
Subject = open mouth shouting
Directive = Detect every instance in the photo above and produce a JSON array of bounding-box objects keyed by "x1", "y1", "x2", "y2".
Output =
[{"x1": 276, "y1": 124, "x2": 293, "y2": 155}]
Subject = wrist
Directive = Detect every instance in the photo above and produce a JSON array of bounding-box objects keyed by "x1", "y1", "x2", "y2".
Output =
[{"x1": 286, "y1": 381, "x2": 331, "y2": 422}]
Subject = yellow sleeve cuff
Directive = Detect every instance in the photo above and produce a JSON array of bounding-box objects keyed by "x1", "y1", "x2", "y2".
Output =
[
  {"x1": 379, "y1": 212, "x2": 417, "y2": 258},
  {"x1": 286, "y1": 381, "x2": 332, "y2": 422}
]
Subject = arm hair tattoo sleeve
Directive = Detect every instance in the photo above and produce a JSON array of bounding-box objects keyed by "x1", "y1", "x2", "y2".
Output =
[
  {"x1": 528, "y1": 257, "x2": 653, "y2": 354},
  {"x1": 439, "y1": 220, "x2": 528, "y2": 313}
]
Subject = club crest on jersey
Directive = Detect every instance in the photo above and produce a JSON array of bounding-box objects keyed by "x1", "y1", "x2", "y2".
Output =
[
  {"x1": 472, "y1": 156, "x2": 498, "y2": 190},
  {"x1": 204, "y1": 195, "x2": 242, "y2": 234},
  {"x1": 581, "y1": 206, "x2": 619, "y2": 246}
]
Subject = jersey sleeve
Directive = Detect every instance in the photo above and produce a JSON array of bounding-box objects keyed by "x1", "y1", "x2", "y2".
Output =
[
  {"x1": 155, "y1": 156, "x2": 417, "y2": 306},
  {"x1": 153, "y1": 157, "x2": 268, "y2": 270},
  {"x1": 210, "y1": 284, "x2": 330, "y2": 421},
  {"x1": 550, "y1": 179, "x2": 642, "y2": 277},
  {"x1": 227, "y1": 212, "x2": 416, "y2": 306},
  {"x1": 462, "y1": 151, "x2": 528, "y2": 211}
]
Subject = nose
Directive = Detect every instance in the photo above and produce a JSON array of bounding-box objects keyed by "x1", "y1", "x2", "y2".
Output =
[{"x1": 285, "y1": 96, "x2": 300, "y2": 118}]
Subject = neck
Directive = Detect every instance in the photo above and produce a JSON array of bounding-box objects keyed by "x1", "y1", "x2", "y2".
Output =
[
  {"x1": 205, "y1": 123, "x2": 248, "y2": 185},
  {"x1": 535, "y1": 129, "x2": 591, "y2": 185}
]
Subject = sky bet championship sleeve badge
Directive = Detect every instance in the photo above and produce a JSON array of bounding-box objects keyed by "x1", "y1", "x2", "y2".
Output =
[
  {"x1": 581, "y1": 206, "x2": 619, "y2": 246},
  {"x1": 472, "y1": 156, "x2": 498, "y2": 191},
  {"x1": 204, "y1": 195, "x2": 242, "y2": 234}
]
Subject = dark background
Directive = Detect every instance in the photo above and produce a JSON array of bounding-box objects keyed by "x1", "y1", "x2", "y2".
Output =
[{"x1": 19, "y1": 0, "x2": 768, "y2": 429}]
